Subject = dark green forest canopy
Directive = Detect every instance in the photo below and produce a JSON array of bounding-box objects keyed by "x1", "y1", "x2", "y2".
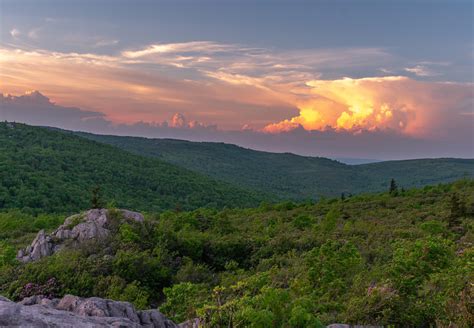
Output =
[
  {"x1": 0, "y1": 122, "x2": 264, "y2": 214},
  {"x1": 0, "y1": 180, "x2": 472, "y2": 326},
  {"x1": 76, "y1": 131, "x2": 474, "y2": 200}
]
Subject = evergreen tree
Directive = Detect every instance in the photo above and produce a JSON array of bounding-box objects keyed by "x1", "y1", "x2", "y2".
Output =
[
  {"x1": 91, "y1": 186, "x2": 103, "y2": 209},
  {"x1": 389, "y1": 178, "x2": 398, "y2": 196}
]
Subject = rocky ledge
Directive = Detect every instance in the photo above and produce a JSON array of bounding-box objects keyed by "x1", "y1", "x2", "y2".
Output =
[
  {"x1": 17, "y1": 209, "x2": 144, "y2": 263},
  {"x1": 0, "y1": 294, "x2": 198, "y2": 328}
]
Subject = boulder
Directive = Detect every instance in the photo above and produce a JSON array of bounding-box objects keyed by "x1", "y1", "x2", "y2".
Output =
[
  {"x1": 0, "y1": 294, "x2": 181, "y2": 328},
  {"x1": 17, "y1": 209, "x2": 145, "y2": 263},
  {"x1": 327, "y1": 325, "x2": 382, "y2": 328}
]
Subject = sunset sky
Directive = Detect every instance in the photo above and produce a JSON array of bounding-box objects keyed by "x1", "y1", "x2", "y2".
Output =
[{"x1": 1, "y1": 0, "x2": 473, "y2": 159}]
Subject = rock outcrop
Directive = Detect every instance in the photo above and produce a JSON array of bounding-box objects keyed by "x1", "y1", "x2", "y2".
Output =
[
  {"x1": 17, "y1": 209, "x2": 144, "y2": 263},
  {"x1": 0, "y1": 294, "x2": 183, "y2": 328}
]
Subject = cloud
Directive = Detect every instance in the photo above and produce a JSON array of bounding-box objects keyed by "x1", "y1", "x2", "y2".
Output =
[
  {"x1": 10, "y1": 28, "x2": 21, "y2": 38},
  {"x1": 264, "y1": 76, "x2": 473, "y2": 139},
  {"x1": 404, "y1": 65, "x2": 439, "y2": 77},
  {"x1": 171, "y1": 113, "x2": 187, "y2": 128},
  {"x1": 0, "y1": 46, "x2": 297, "y2": 129},
  {"x1": 0, "y1": 40, "x2": 472, "y2": 158},
  {"x1": 0, "y1": 90, "x2": 220, "y2": 135},
  {"x1": 0, "y1": 91, "x2": 108, "y2": 130},
  {"x1": 379, "y1": 68, "x2": 394, "y2": 74},
  {"x1": 122, "y1": 41, "x2": 237, "y2": 58},
  {"x1": 1, "y1": 90, "x2": 472, "y2": 159},
  {"x1": 27, "y1": 28, "x2": 41, "y2": 39},
  {"x1": 93, "y1": 39, "x2": 119, "y2": 47}
]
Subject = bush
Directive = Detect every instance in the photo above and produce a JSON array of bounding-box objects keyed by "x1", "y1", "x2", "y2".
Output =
[
  {"x1": 160, "y1": 282, "x2": 208, "y2": 323},
  {"x1": 0, "y1": 242, "x2": 16, "y2": 267}
]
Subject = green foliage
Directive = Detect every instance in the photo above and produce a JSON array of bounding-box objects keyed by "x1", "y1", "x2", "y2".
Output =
[
  {"x1": 448, "y1": 192, "x2": 466, "y2": 227},
  {"x1": 420, "y1": 220, "x2": 446, "y2": 235},
  {"x1": 0, "y1": 122, "x2": 264, "y2": 214},
  {"x1": 0, "y1": 180, "x2": 473, "y2": 326},
  {"x1": 112, "y1": 249, "x2": 171, "y2": 291},
  {"x1": 0, "y1": 242, "x2": 16, "y2": 267},
  {"x1": 119, "y1": 224, "x2": 140, "y2": 244},
  {"x1": 65, "y1": 215, "x2": 83, "y2": 230},
  {"x1": 160, "y1": 282, "x2": 208, "y2": 323},
  {"x1": 90, "y1": 186, "x2": 104, "y2": 209},
  {"x1": 389, "y1": 178, "x2": 398, "y2": 196},
  {"x1": 307, "y1": 240, "x2": 363, "y2": 297},
  {"x1": 78, "y1": 131, "x2": 474, "y2": 200},
  {"x1": 320, "y1": 207, "x2": 340, "y2": 234},
  {"x1": 106, "y1": 279, "x2": 150, "y2": 310},
  {"x1": 389, "y1": 237, "x2": 454, "y2": 294},
  {"x1": 292, "y1": 214, "x2": 313, "y2": 230},
  {"x1": 0, "y1": 211, "x2": 63, "y2": 247}
]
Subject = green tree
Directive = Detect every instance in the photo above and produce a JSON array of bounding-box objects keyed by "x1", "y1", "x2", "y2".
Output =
[
  {"x1": 160, "y1": 282, "x2": 208, "y2": 323},
  {"x1": 307, "y1": 240, "x2": 363, "y2": 298},
  {"x1": 91, "y1": 186, "x2": 103, "y2": 209},
  {"x1": 0, "y1": 242, "x2": 16, "y2": 267},
  {"x1": 448, "y1": 193, "x2": 465, "y2": 227},
  {"x1": 389, "y1": 178, "x2": 398, "y2": 196}
]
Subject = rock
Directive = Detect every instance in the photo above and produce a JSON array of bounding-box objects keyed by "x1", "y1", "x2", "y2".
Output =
[
  {"x1": 21, "y1": 230, "x2": 55, "y2": 262},
  {"x1": 327, "y1": 325, "x2": 383, "y2": 328},
  {"x1": 121, "y1": 210, "x2": 145, "y2": 223},
  {"x1": 17, "y1": 209, "x2": 145, "y2": 263},
  {"x1": 178, "y1": 318, "x2": 201, "y2": 328},
  {"x1": 18, "y1": 295, "x2": 44, "y2": 306},
  {"x1": 0, "y1": 294, "x2": 179, "y2": 328}
]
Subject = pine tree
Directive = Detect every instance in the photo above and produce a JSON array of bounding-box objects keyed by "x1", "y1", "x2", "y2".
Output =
[
  {"x1": 91, "y1": 186, "x2": 103, "y2": 209},
  {"x1": 389, "y1": 178, "x2": 398, "y2": 196}
]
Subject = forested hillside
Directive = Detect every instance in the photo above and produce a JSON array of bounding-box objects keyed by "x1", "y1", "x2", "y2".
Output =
[
  {"x1": 0, "y1": 122, "x2": 264, "y2": 214},
  {"x1": 76, "y1": 132, "x2": 474, "y2": 200},
  {"x1": 1, "y1": 180, "x2": 472, "y2": 326}
]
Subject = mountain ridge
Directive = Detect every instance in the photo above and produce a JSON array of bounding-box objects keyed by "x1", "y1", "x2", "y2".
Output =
[
  {"x1": 0, "y1": 122, "x2": 265, "y2": 214},
  {"x1": 74, "y1": 130, "x2": 474, "y2": 200}
]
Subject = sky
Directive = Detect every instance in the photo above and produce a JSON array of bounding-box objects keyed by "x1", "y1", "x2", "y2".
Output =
[{"x1": 0, "y1": 0, "x2": 473, "y2": 159}]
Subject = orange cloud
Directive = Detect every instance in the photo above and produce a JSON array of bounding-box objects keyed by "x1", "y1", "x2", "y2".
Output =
[
  {"x1": 264, "y1": 77, "x2": 473, "y2": 138},
  {"x1": 0, "y1": 47, "x2": 294, "y2": 128},
  {"x1": 1, "y1": 43, "x2": 472, "y2": 140}
]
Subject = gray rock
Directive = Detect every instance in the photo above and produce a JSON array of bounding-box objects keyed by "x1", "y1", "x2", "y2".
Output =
[
  {"x1": 18, "y1": 295, "x2": 44, "y2": 306},
  {"x1": 178, "y1": 318, "x2": 201, "y2": 328},
  {"x1": 0, "y1": 294, "x2": 179, "y2": 328},
  {"x1": 21, "y1": 230, "x2": 54, "y2": 262},
  {"x1": 121, "y1": 210, "x2": 145, "y2": 223},
  {"x1": 327, "y1": 325, "x2": 383, "y2": 328},
  {"x1": 0, "y1": 296, "x2": 11, "y2": 303},
  {"x1": 17, "y1": 209, "x2": 145, "y2": 263}
]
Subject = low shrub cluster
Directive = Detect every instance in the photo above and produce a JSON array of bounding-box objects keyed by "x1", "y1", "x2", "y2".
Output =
[{"x1": 0, "y1": 180, "x2": 473, "y2": 326}]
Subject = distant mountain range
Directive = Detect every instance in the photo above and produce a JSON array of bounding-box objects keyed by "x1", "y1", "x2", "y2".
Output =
[
  {"x1": 76, "y1": 131, "x2": 474, "y2": 200},
  {"x1": 334, "y1": 157, "x2": 382, "y2": 165}
]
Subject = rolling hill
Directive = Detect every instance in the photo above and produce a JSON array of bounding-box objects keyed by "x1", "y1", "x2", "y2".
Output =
[
  {"x1": 76, "y1": 132, "x2": 474, "y2": 200},
  {"x1": 0, "y1": 122, "x2": 264, "y2": 214}
]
